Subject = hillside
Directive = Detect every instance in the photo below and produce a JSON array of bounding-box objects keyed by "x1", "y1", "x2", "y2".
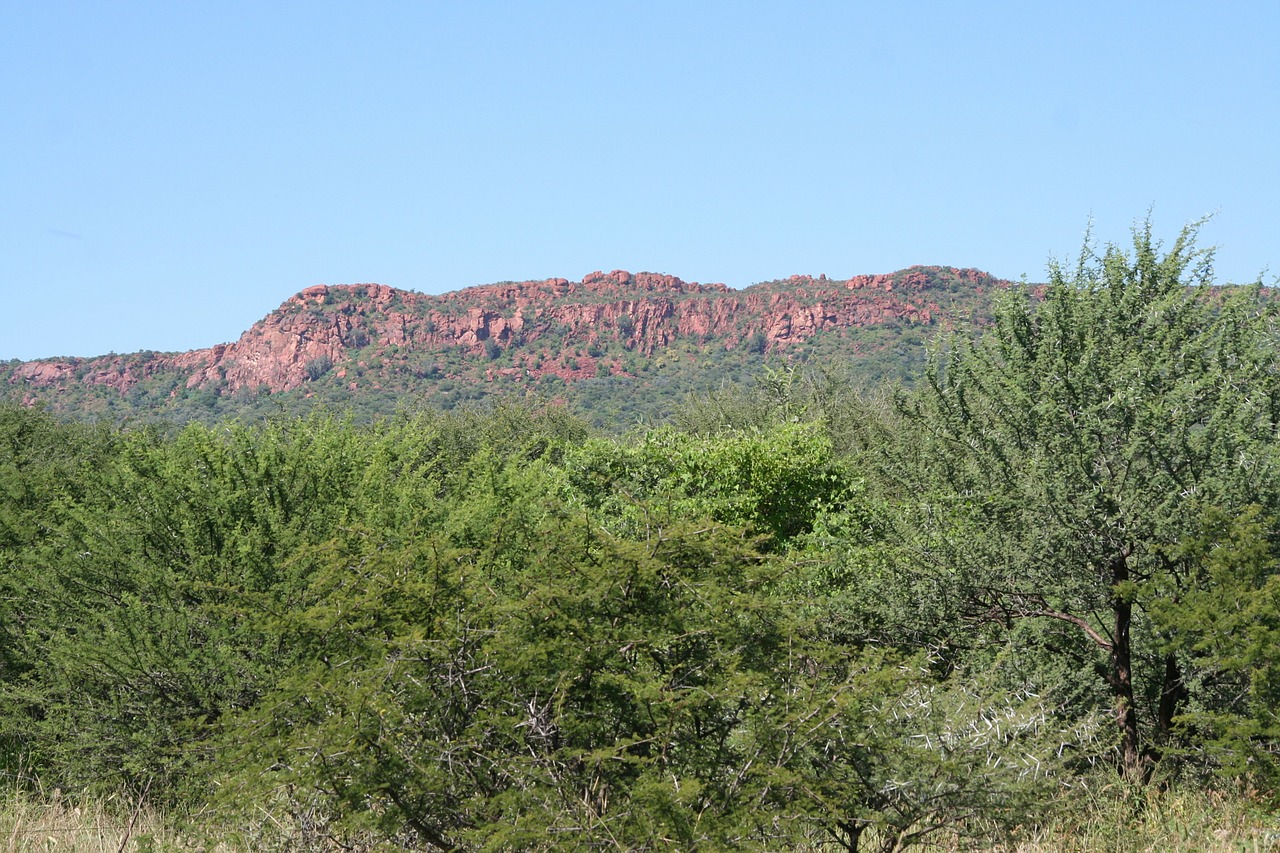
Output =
[{"x1": 3, "y1": 266, "x2": 1015, "y2": 424}]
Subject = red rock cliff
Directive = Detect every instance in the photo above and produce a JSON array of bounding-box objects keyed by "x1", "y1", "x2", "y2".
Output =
[{"x1": 7, "y1": 266, "x2": 1011, "y2": 397}]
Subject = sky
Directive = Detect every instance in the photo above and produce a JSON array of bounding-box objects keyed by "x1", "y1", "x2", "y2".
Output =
[{"x1": 2, "y1": 2, "x2": 1278, "y2": 361}]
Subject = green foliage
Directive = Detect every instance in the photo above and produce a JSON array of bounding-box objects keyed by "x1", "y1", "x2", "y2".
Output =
[
  {"x1": 213, "y1": 459, "x2": 762, "y2": 848},
  {"x1": 212, "y1": 451, "x2": 1080, "y2": 851},
  {"x1": 2, "y1": 225, "x2": 1278, "y2": 845},
  {"x1": 0, "y1": 406, "x2": 116, "y2": 754},
  {"x1": 8, "y1": 416, "x2": 372, "y2": 798},
  {"x1": 564, "y1": 421, "x2": 853, "y2": 550},
  {"x1": 880, "y1": 218, "x2": 1280, "y2": 779},
  {"x1": 303, "y1": 355, "x2": 334, "y2": 381},
  {"x1": 1146, "y1": 506, "x2": 1280, "y2": 784},
  {"x1": 0, "y1": 406, "x2": 588, "y2": 803}
]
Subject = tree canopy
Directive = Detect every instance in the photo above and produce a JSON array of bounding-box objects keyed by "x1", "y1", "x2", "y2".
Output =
[
  {"x1": 881, "y1": 219, "x2": 1280, "y2": 778},
  {"x1": 0, "y1": 219, "x2": 1277, "y2": 849}
]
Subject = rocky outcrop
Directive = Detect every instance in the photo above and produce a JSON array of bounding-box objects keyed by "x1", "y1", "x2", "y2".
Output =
[{"x1": 6, "y1": 266, "x2": 1014, "y2": 399}]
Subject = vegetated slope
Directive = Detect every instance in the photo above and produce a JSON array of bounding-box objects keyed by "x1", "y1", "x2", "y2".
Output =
[{"x1": 3, "y1": 266, "x2": 1013, "y2": 424}]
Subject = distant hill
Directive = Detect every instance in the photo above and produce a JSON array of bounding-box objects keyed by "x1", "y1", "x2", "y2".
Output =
[{"x1": 2, "y1": 266, "x2": 1019, "y2": 425}]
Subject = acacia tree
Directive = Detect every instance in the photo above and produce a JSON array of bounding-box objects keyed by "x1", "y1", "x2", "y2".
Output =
[{"x1": 887, "y1": 219, "x2": 1280, "y2": 779}]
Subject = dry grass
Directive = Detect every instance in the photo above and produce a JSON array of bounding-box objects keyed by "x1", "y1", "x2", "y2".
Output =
[
  {"x1": 0, "y1": 788, "x2": 188, "y2": 852},
  {"x1": 0, "y1": 783, "x2": 1275, "y2": 851},
  {"x1": 0, "y1": 787, "x2": 375, "y2": 853},
  {"x1": 997, "y1": 784, "x2": 1280, "y2": 853}
]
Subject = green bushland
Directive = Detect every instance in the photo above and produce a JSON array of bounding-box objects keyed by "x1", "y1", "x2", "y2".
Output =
[{"x1": 0, "y1": 220, "x2": 1278, "y2": 850}]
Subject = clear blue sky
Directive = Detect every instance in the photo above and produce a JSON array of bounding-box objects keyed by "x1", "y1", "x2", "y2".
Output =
[{"x1": 3, "y1": 1, "x2": 1277, "y2": 360}]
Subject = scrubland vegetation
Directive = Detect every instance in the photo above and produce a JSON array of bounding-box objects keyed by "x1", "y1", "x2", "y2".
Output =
[{"x1": 2, "y1": 222, "x2": 1279, "y2": 849}]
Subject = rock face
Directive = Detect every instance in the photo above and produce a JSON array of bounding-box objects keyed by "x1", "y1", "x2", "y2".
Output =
[{"x1": 6, "y1": 266, "x2": 1013, "y2": 402}]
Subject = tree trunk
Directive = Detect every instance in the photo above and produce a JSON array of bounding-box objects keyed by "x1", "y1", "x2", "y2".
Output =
[
  {"x1": 1110, "y1": 557, "x2": 1143, "y2": 779},
  {"x1": 1147, "y1": 651, "x2": 1186, "y2": 768},
  {"x1": 1156, "y1": 652, "x2": 1185, "y2": 736},
  {"x1": 834, "y1": 818, "x2": 865, "y2": 852}
]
